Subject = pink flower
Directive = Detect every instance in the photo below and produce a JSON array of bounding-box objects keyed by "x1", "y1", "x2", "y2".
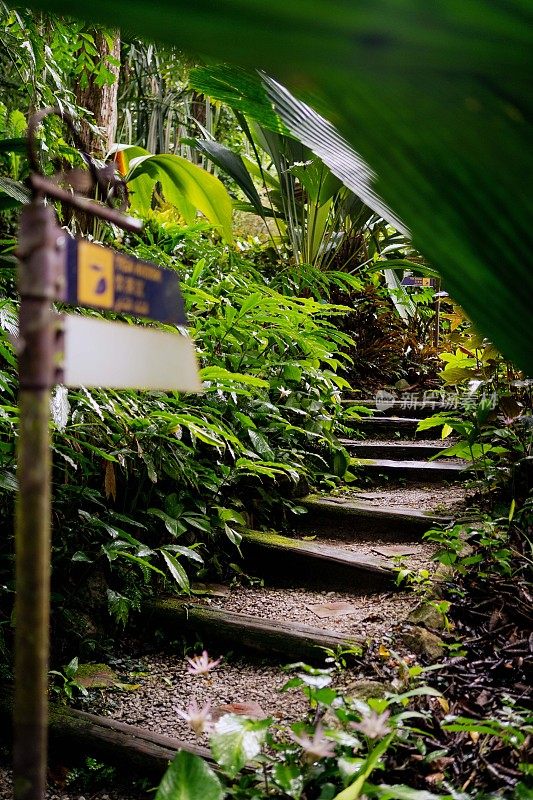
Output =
[
  {"x1": 175, "y1": 699, "x2": 212, "y2": 736},
  {"x1": 185, "y1": 650, "x2": 222, "y2": 676},
  {"x1": 290, "y1": 723, "x2": 335, "y2": 763},
  {"x1": 351, "y1": 709, "x2": 391, "y2": 739}
]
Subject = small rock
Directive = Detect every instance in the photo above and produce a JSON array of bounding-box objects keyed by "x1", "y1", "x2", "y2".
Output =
[
  {"x1": 344, "y1": 679, "x2": 393, "y2": 700},
  {"x1": 407, "y1": 601, "x2": 447, "y2": 631},
  {"x1": 76, "y1": 663, "x2": 119, "y2": 689},
  {"x1": 401, "y1": 626, "x2": 444, "y2": 661}
]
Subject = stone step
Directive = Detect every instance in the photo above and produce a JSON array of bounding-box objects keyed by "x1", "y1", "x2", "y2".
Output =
[
  {"x1": 240, "y1": 530, "x2": 393, "y2": 592},
  {"x1": 351, "y1": 457, "x2": 467, "y2": 483},
  {"x1": 343, "y1": 398, "x2": 449, "y2": 418},
  {"x1": 0, "y1": 697, "x2": 212, "y2": 780},
  {"x1": 344, "y1": 417, "x2": 423, "y2": 438},
  {"x1": 299, "y1": 495, "x2": 450, "y2": 538},
  {"x1": 147, "y1": 598, "x2": 360, "y2": 662},
  {"x1": 342, "y1": 439, "x2": 445, "y2": 460}
]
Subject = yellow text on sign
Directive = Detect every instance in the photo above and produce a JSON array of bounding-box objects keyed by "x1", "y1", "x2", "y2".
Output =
[{"x1": 77, "y1": 241, "x2": 115, "y2": 310}]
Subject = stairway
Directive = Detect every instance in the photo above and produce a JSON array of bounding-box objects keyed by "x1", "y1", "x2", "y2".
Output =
[
  {"x1": 46, "y1": 397, "x2": 466, "y2": 779},
  {"x1": 63, "y1": 400, "x2": 463, "y2": 768}
]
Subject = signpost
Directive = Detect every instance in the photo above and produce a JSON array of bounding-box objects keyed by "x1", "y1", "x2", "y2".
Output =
[
  {"x1": 59, "y1": 316, "x2": 201, "y2": 392},
  {"x1": 14, "y1": 109, "x2": 201, "y2": 800},
  {"x1": 400, "y1": 276, "x2": 438, "y2": 288},
  {"x1": 63, "y1": 239, "x2": 188, "y2": 325}
]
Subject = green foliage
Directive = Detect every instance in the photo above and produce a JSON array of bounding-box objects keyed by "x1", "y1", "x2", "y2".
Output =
[
  {"x1": 20, "y1": 0, "x2": 533, "y2": 373},
  {"x1": 49, "y1": 656, "x2": 89, "y2": 702},
  {"x1": 188, "y1": 66, "x2": 376, "y2": 273},
  {"x1": 424, "y1": 519, "x2": 519, "y2": 581},
  {"x1": 157, "y1": 660, "x2": 532, "y2": 799},
  {"x1": 418, "y1": 391, "x2": 532, "y2": 498},
  {"x1": 117, "y1": 145, "x2": 234, "y2": 241},
  {"x1": 210, "y1": 714, "x2": 268, "y2": 778},
  {"x1": 0, "y1": 218, "x2": 353, "y2": 632},
  {"x1": 156, "y1": 750, "x2": 223, "y2": 800}
]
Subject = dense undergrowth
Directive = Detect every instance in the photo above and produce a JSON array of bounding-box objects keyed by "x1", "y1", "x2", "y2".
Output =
[{"x1": 0, "y1": 214, "x2": 363, "y2": 664}]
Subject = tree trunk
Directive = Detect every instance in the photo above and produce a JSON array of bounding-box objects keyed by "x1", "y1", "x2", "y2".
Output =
[{"x1": 75, "y1": 30, "x2": 121, "y2": 158}]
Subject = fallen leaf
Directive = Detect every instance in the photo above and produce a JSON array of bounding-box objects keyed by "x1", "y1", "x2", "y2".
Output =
[
  {"x1": 437, "y1": 696, "x2": 450, "y2": 713},
  {"x1": 212, "y1": 701, "x2": 266, "y2": 721},
  {"x1": 307, "y1": 601, "x2": 360, "y2": 619}
]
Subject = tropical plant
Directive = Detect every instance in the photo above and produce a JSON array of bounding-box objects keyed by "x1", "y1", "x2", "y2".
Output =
[
  {"x1": 155, "y1": 660, "x2": 533, "y2": 799},
  {"x1": 115, "y1": 143, "x2": 234, "y2": 241},
  {"x1": 187, "y1": 65, "x2": 380, "y2": 276},
  {"x1": 21, "y1": 0, "x2": 532, "y2": 375}
]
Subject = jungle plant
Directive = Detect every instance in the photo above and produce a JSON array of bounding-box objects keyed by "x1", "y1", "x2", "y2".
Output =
[
  {"x1": 49, "y1": 656, "x2": 89, "y2": 702},
  {"x1": 0, "y1": 217, "x2": 355, "y2": 633},
  {"x1": 115, "y1": 143, "x2": 234, "y2": 241},
  {"x1": 417, "y1": 390, "x2": 532, "y2": 498},
  {"x1": 423, "y1": 517, "x2": 523, "y2": 583},
  {"x1": 156, "y1": 659, "x2": 533, "y2": 799},
  {"x1": 187, "y1": 65, "x2": 380, "y2": 275}
]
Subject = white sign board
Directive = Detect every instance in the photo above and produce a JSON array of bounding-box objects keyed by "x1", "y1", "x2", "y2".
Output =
[{"x1": 61, "y1": 315, "x2": 202, "y2": 392}]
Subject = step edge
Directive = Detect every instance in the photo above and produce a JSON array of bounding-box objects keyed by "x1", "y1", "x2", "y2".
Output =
[
  {"x1": 350, "y1": 458, "x2": 469, "y2": 471},
  {"x1": 148, "y1": 599, "x2": 360, "y2": 646},
  {"x1": 301, "y1": 496, "x2": 451, "y2": 523},
  {"x1": 242, "y1": 530, "x2": 392, "y2": 574}
]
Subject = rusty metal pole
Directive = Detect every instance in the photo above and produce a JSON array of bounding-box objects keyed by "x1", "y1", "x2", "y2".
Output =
[
  {"x1": 14, "y1": 201, "x2": 64, "y2": 800},
  {"x1": 433, "y1": 279, "x2": 442, "y2": 349}
]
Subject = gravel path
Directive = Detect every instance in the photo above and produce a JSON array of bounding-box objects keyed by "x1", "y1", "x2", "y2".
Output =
[
  {"x1": 82, "y1": 652, "x2": 310, "y2": 744},
  {"x1": 314, "y1": 537, "x2": 438, "y2": 572},
  {"x1": 197, "y1": 584, "x2": 418, "y2": 637},
  {"x1": 339, "y1": 484, "x2": 468, "y2": 514},
  {"x1": 1, "y1": 416, "x2": 466, "y2": 798}
]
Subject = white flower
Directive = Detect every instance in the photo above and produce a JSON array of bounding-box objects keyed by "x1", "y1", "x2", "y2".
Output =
[
  {"x1": 351, "y1": 710, "x2": 391, "y2": 740},
  {"x1": 185, "y1": 650, "x2": 222, "y2": 676},
  {"x1": 175, "y1": 699, "x2": 212, "y2": 736},
  {"x1": 290, "y1": 723, "x2": 336, "y2": 762}
]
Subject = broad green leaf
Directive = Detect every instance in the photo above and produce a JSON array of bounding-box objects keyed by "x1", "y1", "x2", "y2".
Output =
[
  {"x1": 115, "y1": 552, "x2": 166, "y2": 576},
  {"x1": 147, "y1": 508, "x2": 186, "y2": 537},
  {"x1": 155, "y1": 751, "x2": 224, "y2": 800},
  {"x1": 367, "y1": 261, "x2": 440, "y2": 278},
  {"x1": 184, "y1": 137, "x2": 264, "y2": 214},
  {"x1": 160, "y1": 549, "x2": 191, "y2": 593},
  {"x1": 0, "y1": 176, "x2": 30, "y2": 207},
  {"x1": 272, "y1": 763, "x2": 304, "y2": 799},
  {"x1": 239, "y1": 292, "x2": 263, "y2": 315},
  {"x1": 383, "y1": 269, "x2": 416, "y2": 321},
  {"x1": 190, "y1": 64, "x2": 287, "y2": 134},
  {"x1": 248, "y1": 429, "x2": 275, "y2": 460},
  {"x1": 112, "y1": 144, "x2": 153, "y2": 213},
  {"x1": 163, "y1": 544, "x2": 204, "y2": 564},
  {"x1": 122, "y1": 148, "x2": 234, "y2": 241},
  {"x1": 439, "y1": 367, "x2": 476, "y2": 385},
  {"x1": 0, "y1": 136, "x2": 27, "y2": 155},
  {"x1": 210, "y1": 714, "x2": 266, "y2": 777},
  {"x1": 200, "y1": 366, "x2": 269, "y2": 388},
  {"x1": 25, "y1": 0, "x2": 533, "y2": 371},
  {"x1": 263, "y1": 74, "x2": 406, "y2": 232},
  {"x1": 333, "y1": 733, "x2": 394, "y2": 800}
]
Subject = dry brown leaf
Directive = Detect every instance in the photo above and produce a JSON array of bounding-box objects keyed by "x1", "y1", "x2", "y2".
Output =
[{"x1": 104, "y1": 460, "x2": 116, "y2": 501}]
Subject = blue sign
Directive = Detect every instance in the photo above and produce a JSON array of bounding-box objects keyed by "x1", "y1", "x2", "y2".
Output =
[
  {"x1": 400, "y1": 276, "x2": 438, "y2": 288},
  {"x1": 64, "y1": 239, "x2": 187, "y2": 325}
]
